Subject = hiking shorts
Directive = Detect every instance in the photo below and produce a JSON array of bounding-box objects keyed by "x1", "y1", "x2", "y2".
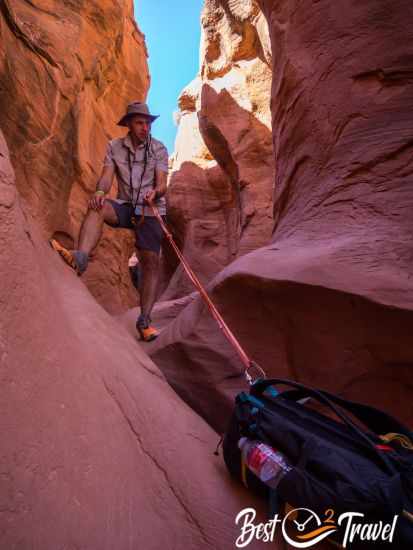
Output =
[{"x1": 106, "y1": 200, "x2": 165, "y2": 254}]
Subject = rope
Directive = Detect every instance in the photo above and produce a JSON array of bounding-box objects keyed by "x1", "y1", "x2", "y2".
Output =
[{"x1": 149, "y1": 201, "x2": 265, "y2": 383}]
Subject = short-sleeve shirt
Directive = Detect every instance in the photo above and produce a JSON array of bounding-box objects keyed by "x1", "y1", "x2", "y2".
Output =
[{"x1": 103, "y1": 133, "x2": 168, "y2": 216}]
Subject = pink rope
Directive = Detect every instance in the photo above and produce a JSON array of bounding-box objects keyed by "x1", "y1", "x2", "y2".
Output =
[{"x1": 150, "y1": 202, "x2": 253, "y2": 372}]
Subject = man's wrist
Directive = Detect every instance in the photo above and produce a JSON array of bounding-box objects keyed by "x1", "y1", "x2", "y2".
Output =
[{"x1": 154, "y1": 189, "x2": 164, "y2": 199}]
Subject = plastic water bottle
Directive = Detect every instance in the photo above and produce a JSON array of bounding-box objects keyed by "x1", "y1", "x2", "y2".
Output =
[{"x1": 238, "y1": 437, "x2": 292, "y2": 489}]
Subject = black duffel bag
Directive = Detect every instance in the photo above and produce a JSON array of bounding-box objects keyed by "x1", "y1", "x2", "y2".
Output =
[{"x1": 223, "y1": 378, "x2": 413, "y2": 547}]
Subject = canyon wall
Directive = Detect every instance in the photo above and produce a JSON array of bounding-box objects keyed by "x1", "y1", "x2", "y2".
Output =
[
  {"x1": 2, "y1": 1, "x2": 412, "y2": 545},
  {"x1": 0, "y1": 126, "x2": 272, "y2": 548},
  {"x1": 144, "y1": 0, "x2": 413, "y2": 432},
  {"x1": 0, "y1": 0, "x2": 147, "y2": 312},
  {"x1": 163, "y1": 0, "x2": 274, "y2": 299},
  {"x1": 0, "y1": 3, "x2": 279, "y2": 547}
]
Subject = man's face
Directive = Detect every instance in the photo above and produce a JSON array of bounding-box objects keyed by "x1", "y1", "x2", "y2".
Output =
[{"x1": 128, "y1": 115, "x2": 151, "y2": 142}]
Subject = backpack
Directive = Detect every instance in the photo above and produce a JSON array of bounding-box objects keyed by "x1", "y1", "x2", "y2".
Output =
[{"x1": 223, "y1": 378, "x2": 413, "y2": 548}]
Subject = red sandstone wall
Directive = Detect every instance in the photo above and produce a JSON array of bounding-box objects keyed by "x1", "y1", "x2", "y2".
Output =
[
  {"x1": 140, "y1": 0, "x2": 413, "y2": 432},
  {"x1": 162, "y1": 0, "x2": 274, "y2": 299},
  {"x1": 0, "y1": 0, "x2": 149, "y2": 312}
]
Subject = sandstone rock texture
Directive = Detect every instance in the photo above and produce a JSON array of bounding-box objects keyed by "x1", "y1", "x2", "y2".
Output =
[
  {"x1": 0, "y1": 130, "x2": 271, "y2": 549},
  {"x1": 144, "y1": 0, "x2": 413, "y2": 432},
  {"x1": 0, "y1": 0, "x2": 148, "y2": 313},
  {"x1": 163, "y1": 0, "x2": 274, "y2": 299}
]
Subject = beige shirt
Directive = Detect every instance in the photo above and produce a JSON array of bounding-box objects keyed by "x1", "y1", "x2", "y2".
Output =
[{"x1": 104, "y1": 133, "x2": 168, "y2": 216}]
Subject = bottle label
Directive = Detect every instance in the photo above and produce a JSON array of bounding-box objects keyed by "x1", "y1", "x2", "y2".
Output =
[{"x1": 248, "y1": 445, "x2": 271, "y2": 475}]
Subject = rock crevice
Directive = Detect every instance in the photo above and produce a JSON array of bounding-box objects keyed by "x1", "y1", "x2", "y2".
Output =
[
  {"x1": 142, "y1": 0, "x2": 413, "y2": 433},
  {"x1": 162, "y1": 0, "x2": 274, "y2": 300}
]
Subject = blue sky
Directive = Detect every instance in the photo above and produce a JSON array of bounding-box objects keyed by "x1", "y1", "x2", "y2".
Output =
[{"x1": 134, "y1": 1, "x2": 204, "y2": 154}]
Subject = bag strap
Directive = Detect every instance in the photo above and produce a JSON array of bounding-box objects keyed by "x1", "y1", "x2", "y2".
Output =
[
  {"x1": 251, "y1": 378, "x2": 408, "y2": 473},
  {"x1": 278, "y1": 387, "x2": 412, "y2": 441},
  {"x1": 251, "y1": 378, "x2": 411, "y2": 438}
]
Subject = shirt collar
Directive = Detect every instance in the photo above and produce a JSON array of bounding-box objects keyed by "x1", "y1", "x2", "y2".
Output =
[{"x1": 123, "y1": 132, "x2": 147, "y2": 153}]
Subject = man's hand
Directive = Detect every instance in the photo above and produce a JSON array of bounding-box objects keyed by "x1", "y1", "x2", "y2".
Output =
[
  {"x1": 144, "y1": 189, "x2": 157, "y2": 205},
  {"x1": 89, "y1": 165, "x2": 114, "y2": 210},
  {"x1": 89, "y1": 192, "x2": 106, "y2": 211}
]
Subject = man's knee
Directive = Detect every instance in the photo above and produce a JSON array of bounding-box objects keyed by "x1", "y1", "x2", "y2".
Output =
[
  {"x1": 86, "y1": 203, "x2": 105, "y2": 221},
  {"x1": 102, "y1": 201, "x2": 119, "y2": 225},
  {"x1": 86, "y1": 201, "x2": 118, "y2": 225}
]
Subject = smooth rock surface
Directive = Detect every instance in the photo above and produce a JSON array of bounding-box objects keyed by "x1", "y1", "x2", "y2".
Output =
[
  {"x1": 0, "y1": 129, "x2": 270, "y2": 549},
  {"x1": 162, "y1": 0, "x2": 274, "y2": 300}
]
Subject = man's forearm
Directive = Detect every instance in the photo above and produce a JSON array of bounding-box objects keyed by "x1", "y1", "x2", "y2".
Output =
[
  {"x1": 154, "y1": 171, "x2": 167, "y2": 198},
  {"x1": 96, "y1": 177, "x2": 112, "y2": 194},
  {"x1": 155, "y1": 183, "x2": 167, "y2": 198}
]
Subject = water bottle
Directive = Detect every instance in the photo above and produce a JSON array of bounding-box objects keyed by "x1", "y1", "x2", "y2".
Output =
[{"x1": 238, "y1": 437, "x2": 292, "y2": 489}]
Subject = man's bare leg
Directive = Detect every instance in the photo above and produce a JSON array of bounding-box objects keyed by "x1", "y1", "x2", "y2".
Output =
[
  {"x1": 78, "y1": 202, "x2": 118, "y2": 255},
  {"x1": 138, "y1": 249, "x2": 160, "y2": 320},
  {"x1": 51, "y1": 201, "x2": 118, "y2": 274}
]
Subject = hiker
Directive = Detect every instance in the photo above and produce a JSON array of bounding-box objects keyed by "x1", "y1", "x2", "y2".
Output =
[{"x1": 51, "y1": 102, "x2": 168, "y2": 342}]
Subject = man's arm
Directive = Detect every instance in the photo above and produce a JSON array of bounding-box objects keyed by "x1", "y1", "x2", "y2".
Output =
[
  {"x1": 145, "y1": 168, "x2": 167, "y2": 204},
  {"x1": 154, "y1": 168, "x2": 167, "y2": 198},
  {"x1": 145, "y1": 142, "x2": 169, "y2": 204},
  {"x1": 89, "y1": 165, "x2": 115, "y2": 210},
  {"x1": 96, "y1": 165, "x2": 115, "y2": 194}
]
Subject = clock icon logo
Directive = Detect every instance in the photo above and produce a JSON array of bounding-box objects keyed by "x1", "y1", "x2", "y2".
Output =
[{"x1": 282, "y1": 507, "x2": 338, "y2": 548}]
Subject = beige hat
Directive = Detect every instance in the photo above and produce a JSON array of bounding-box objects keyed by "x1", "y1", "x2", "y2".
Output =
[{"x1": 117, "y1": 102, "x2": 159, "y2": 126}]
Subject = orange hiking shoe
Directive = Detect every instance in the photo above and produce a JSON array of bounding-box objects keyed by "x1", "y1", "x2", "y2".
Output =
[
  {"x1": 49, "y1": 239, "x2": 88, "y2": 275},
  {"x1": 136, "y1": 314, "x2": 159, "y2": 342}
]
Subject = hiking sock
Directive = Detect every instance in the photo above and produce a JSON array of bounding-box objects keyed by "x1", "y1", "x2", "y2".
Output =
[
  {"x1": 136, "y1": 313, "x2": 151, "y2": 328},
  {"x1": 73, "y1": 250, "x2": 89, "y2": 274}
]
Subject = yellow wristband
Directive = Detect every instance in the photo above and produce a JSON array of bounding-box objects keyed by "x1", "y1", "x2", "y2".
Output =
[{"x1": 95, "y1": 190, "x2": 105, "y2": 196}]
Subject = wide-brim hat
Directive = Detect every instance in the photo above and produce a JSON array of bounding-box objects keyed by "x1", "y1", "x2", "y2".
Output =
[{"x1": 117, "y1": 102, "x2": 159, "y2": 126}]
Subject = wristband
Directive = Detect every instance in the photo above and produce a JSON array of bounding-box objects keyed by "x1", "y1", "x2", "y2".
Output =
[
  {"x1": 95, "y1": 190, "x2": 105, "y2": 196},
  {"x1": 154, "y1": 190, "x2": 163, "y2": 199}
]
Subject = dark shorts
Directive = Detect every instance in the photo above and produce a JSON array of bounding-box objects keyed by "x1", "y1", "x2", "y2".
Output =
[{"x1": 106, "y1": 200, "x2": 165, "y2": 253}]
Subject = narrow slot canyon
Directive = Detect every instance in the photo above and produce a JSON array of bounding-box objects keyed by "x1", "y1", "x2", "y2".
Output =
[{"x1": 1, "y1": 1, "x2": 412, "y2": 549}]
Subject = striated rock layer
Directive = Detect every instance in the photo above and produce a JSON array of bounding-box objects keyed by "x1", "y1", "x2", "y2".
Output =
[
  {"x1": 139, "y1": 0, "x2": 413, "y2": 432},
  {"x1": 0, "y1": 130, "x2": 271, "y2": 549},
  {"x1": 163, "y1": 0, "x2": 274, "y2": 299},
  {"x1": 0, "y1": 0, "x2": 149, "y2": 313}
]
